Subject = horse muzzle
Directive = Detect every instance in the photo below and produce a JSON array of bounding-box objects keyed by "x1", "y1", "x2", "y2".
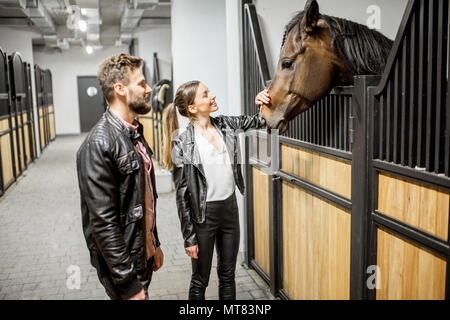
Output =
[
  {"x1": 261, "y1": 114, "x2": 288, "y2": 134},
  {"x1": 260, "y1": 105, "x2": 289, "y2": 134}
]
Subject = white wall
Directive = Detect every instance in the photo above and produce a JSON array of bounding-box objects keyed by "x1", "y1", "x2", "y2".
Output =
[
  {"x1": 33, "y1": 45, "x2": 129, "y2": 135},
  {"x1": 135, "y1": 26, "x2": 172, "y2": 84},
  {"x1": 0, "y1": 26, "x2": 42, "y2": 154},
  {"x1": 171, "y1": 0, "x2": 228, "y2": 129},
  {"x1": 253, "y1": 0, "x2": 409, "y2": 76}
]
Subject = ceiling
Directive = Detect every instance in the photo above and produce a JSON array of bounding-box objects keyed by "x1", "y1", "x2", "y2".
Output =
[{"x1": 0, "y1": 0, "x2": 171, "y2": 51}]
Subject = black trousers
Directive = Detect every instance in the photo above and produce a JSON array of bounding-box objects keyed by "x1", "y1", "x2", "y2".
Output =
[{"x1": 189, "y1": 192, "x2": 240, "y2": 300}]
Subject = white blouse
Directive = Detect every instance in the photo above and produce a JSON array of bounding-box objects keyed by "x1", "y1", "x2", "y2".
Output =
[{"x1": 194, "y1": 127, "x2": 236, "y2": 202}]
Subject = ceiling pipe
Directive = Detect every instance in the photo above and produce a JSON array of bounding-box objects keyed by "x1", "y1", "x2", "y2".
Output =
[
  {"x1": 23, "y1": 0, "x2": 56, "y2": 34},
  {"x1": 0, "y1": 0, "x2": 27, "y2": 9}
]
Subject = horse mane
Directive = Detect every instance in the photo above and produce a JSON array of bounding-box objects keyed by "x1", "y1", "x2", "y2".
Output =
[{"x1": 281, "y1": 11, "x2": 394, "y2": 75}]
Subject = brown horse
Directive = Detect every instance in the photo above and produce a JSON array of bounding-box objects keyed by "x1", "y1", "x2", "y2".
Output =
[{"x1": 260, "y1": 0, "x2": 393, "y2": 133}]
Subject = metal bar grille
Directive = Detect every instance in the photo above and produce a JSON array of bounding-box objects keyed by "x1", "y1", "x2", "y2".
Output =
[
  {"x1": 372, "y1": 0, "x2": 449, "y2": 178},
  {"x1": 283, "y1": 90, "x2": 353, "y2": 153},
  {"x1": 243, "y1": 3, "x2": 271, "y2": 119}
]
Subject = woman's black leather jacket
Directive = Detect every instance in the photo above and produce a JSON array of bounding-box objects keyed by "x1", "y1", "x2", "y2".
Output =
[{"x1": 172, "y1": 114, "x2": 265, "y2": 248}]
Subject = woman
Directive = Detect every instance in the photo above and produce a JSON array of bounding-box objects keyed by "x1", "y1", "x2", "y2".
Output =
[{"x1": 163, "y1": 80, "x2": 270, "y2": 300}]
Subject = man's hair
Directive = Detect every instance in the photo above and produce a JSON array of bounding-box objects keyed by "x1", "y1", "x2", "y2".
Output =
[{"x1": 97, "y1": 53, "x2": 143, "y2": 103}]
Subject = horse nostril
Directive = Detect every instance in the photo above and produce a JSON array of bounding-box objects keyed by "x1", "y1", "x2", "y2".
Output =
[{"x1": 274, "y1": 119, "x2": 286, "y2": 132}]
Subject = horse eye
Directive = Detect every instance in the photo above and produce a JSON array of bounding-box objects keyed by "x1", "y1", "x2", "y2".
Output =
[{"x1": 282, "y1": 60, "x2": 293, "y2": 69}]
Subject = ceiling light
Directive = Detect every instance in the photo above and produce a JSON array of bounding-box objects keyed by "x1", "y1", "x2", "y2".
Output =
[
  {"x1": 78, "y1": 20, "x2": 87, "y2": 32},
  {"x1": 85, "y1": 45, "x2": 93, "y2": 54}
]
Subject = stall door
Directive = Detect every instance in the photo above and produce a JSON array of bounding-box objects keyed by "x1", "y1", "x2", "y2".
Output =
[{"x1": 77, "y1": 76, "x2": 105, "y2": 132}]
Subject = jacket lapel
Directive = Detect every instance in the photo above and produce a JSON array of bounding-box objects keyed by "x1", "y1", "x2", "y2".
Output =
[
  {"x1": 185, "y1": 123, "x2": 206, "y2": 178},
  {"x1": 211, "y1": 117, "x2": 235, "y2": 166}
]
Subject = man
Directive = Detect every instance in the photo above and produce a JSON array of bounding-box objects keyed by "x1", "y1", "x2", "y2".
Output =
[{"x1": 77, "y1": 53, "x2": 164, "y2": 300}]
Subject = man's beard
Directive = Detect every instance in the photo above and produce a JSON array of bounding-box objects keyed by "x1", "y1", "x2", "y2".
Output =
[{"x1": 129, "y1": 94, "x2": 152, "y2": 115}]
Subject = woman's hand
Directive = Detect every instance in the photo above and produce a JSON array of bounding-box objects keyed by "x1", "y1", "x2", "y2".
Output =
[
  {"x1": 185, "y1": 245, "x2": 199, "y2": 259},
  {"x1": 255, "y1": 89, "x2": 270, "y2": 106}
]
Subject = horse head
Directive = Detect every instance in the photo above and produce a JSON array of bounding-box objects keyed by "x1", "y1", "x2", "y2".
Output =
[{"x1": 260, "y1": 0, "x2": 393, "y2": 133}]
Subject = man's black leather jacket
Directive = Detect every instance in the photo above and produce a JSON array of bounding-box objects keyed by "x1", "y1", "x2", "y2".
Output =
[
  {"x1": 76, "y1": 109, "x2": 160, "y2": 299},
  {"x1": 172, "y1": 114, "x2": 265, "y2": 248}
]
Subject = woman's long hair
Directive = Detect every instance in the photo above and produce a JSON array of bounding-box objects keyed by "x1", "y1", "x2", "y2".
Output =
[
  {"x1": 162, "y1": 80, "x2": 200, "y2": 170},
  {"x1": 162, "y1": 103, "x2": 178, "y2": 170}
]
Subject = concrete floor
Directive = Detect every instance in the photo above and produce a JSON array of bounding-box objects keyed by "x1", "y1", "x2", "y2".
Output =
[{"x1": 0, "y1": 135, "x2": 274, "y2": 300}]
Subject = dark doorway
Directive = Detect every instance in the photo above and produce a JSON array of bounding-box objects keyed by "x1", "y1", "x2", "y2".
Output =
[{"x1": 77, "y1": 76, "x2": 106, "y2": 132}]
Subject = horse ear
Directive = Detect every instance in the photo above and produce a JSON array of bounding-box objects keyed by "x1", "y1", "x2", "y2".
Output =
[{"x1": 300, "y1": 0, "x2": 320, "y2": 34}]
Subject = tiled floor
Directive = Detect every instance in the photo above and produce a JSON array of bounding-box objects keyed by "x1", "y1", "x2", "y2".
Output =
[{"x1": 0, "y1": 135, "x2": 274, "y2": 300}]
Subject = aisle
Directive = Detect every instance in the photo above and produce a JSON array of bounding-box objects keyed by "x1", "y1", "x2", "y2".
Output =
[{"x1": 0, "y1": 135, "x2": 273, "y2": 300}]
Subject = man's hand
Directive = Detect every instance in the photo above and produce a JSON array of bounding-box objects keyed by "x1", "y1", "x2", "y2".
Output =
[
  {"x1": 125, "y1": 288, "x2": 146, "y2": 300},
  {"x1": 185, "y1": 245, "x2": 199, "y2": 259},
  {"x1": 153, "y1": 246, "x2": 164, "y2": 271}
]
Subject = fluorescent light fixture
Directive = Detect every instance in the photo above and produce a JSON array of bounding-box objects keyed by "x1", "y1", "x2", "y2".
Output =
[
  {"x1": 85, "y1": 45, "x2": 93, "y2": 54},
  {"x1": 79, "y1": 20, "x2": 87, "y2": 32}
]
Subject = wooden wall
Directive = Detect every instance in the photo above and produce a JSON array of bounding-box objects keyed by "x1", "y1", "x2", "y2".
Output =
[
  {"x1": 0, "y1": 118, "x2": 14, "y2": 187},
  {"x1": 17, "y1": 116, "x2": 24, "y2": 170},
  {"x1": 11, "y1": 120, "x2": 19, "y2": 174},
  {"x1": 281, "y1": 145, "x2": 351, "y2": 199},
  {"x1": 140, "y1": 116, "x2": 153, "y2": 151},
  {"x1": 376, "y1": 173, "x2": 449, "y2": 300},
  {"x1": 49, "y1": 105, "x2": 56, "y2": 140},
  {"x1": 39, "y1": 108, "x2": 44, "y2": 149},
  {"x1": 282, "y1": 181, "x2": 351, "y2": 299},
  {"x1": 23, "y1": 113, "x2": 30, "y2": 165},
  {"x1": 138, "y1": 110, "x2": 164, "y2": 162},
  {"x1": 252, "y1": 166, "x2": 270, "y2": 275},
  {"x1": 376, "y1": 228, "x2": 447, "y2": 299},
  {"x1": 378, "y1": 173, "x2": 449, "y2": 241},
  {"x1": 250, "y1": 138, "x2": 448, "y2": 300}
]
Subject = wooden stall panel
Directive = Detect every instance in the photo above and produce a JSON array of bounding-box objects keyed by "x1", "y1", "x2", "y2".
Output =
[
  {"x1": 39, "y1": 108, "x2": 44, "y2": 149},
  {"x1": 30, "y1": 115, "x2": 36, "y2": 157},
  {"x1": 281, "y1": 144, "x2": 351, "y2": 199},
  {"x1": 378, "y1": 173, "x2": 449, "y2": 241},
  {"x1": 376, "y1": 228, "x2": 446, "y2": 300},
  {"x1": 23, "y1": 113, "x2": 30, "y2": 165},
  {"x1": 17, "y1": 116, "x2": 24, "y2": 169},
  {"x1": 282, "y1": 181, "x2": 351, "y2": 299},
  {"x1": 48, "y1": 105, "x2": 55, "y2": 140},
  {"x1": 252, "y1": 167, "x2": 270, "y2": 275},
  {"x1": 139, "y1": 116, "x2": 154, "y2": 151},
  {"x1": 0, "y1": 119, "x2": 14, "y2": 186},
  {"x1": 49, "y1": 112, "x2": 55, "y2": 140},
  {"x1": 12, "y1": 124, "x2": 19, "y2": 174}
]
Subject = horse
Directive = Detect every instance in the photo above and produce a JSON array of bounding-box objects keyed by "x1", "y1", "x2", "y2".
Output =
[{"x1": 260, "y1": 0, "x2": 394, "y2": 133}]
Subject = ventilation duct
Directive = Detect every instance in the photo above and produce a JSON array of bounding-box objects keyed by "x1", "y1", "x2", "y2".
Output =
[
  {"x1": 42, "y1": 34, "x2": 70, "y2": 50},
  {"x1": 127, "y1": 0, "x2": 158, "y2": 10},
  {"x1": 120, "y1": 6, "x2": 144, "y2": 32},
  {"x1": 0, "y1": 0, "x2": 27, "y2": 9},
  {"x1": 120, "y1": 0, "x2": 159, "y2": 32},
  {"x1": 23, "y1": 0, "x2": 56, "y2": 34}
]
